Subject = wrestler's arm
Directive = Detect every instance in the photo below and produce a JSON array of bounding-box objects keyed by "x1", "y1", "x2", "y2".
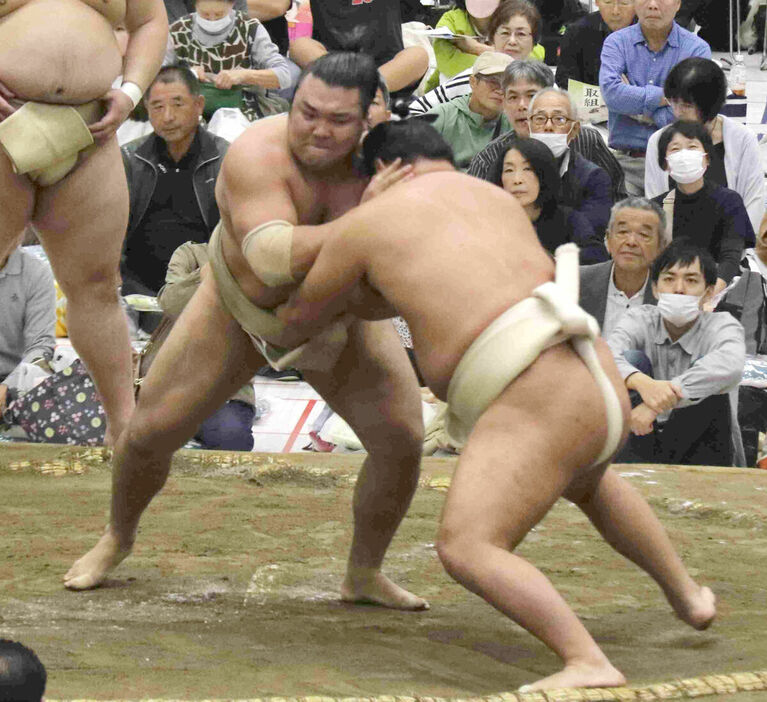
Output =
[
  {"x1": 89, "y1": 0, "x2": 168, "y2": 140},
  {"x1": 277, "y1": 229, "x2": 368, "y2": 343},
  {"x1": 217, "y1": 135, "x2": 333, "y2": 281}
]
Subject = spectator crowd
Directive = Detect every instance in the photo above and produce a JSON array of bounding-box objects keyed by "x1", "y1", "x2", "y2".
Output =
[{"x1": 1, "y1": 0, "x2": 767, "y2": 468}]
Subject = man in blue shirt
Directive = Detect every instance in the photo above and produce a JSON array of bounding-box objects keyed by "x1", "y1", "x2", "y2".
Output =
[{"x1": 599, "y1": 0, "x2": 710, "y2": 195}]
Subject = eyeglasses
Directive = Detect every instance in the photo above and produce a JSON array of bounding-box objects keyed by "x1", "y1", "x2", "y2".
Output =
[
  {"x1": 528, "y1": 113, "x2": 574, "y2": 127},
  {"x1": 476, "y1": 75, "x2": 503, "y2": 91},
  {"x1": 496, "y1": 29, "x2": 533, "y2": 41}
]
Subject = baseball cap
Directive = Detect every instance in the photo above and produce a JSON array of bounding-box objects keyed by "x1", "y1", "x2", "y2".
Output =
[
  {"x1": 472, "y1": 51, "x2": 514, "y2": 76},
  {"x1": 466, "y1": 0, "x2": 501, "y2": 19}
]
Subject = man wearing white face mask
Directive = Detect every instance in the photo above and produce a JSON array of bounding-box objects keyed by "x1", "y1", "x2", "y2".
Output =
[
  {"x1": 527, "y1": 87, "x2": 612, "y2": 237},
  {"x1": 607, "y1": 239, "x2": 746, "y2": 466},
  {"x1": 651, "y1": 120, "x2": 754, "y2": 297}
]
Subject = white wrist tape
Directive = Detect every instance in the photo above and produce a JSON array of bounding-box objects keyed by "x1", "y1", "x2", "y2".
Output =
[{"x1": 119, "y1": 81, "x2": 144, "y2": 109}]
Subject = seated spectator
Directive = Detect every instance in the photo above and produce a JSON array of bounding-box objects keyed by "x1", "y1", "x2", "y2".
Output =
[
  {"x1": 166, "y1": 0, "x2": 291, "y2": 121},
  {"x1": 533, "y1": 0, "x2": 586, "y2": 65},
  {"x1": 491, "y1": 137, "x2": 604, "y2": 262},
  {"x1": 0, "y1": 639, "x2": 47, "y2": 702},
  {"x1": 427, "y1": 0, "x2": 545, "y2": 90},
  {"x1": 744, "y1": 212, "x2": 767, "y2": 281},
  {"x1": 153, "y1": 243, "x2": 256, "y2": 450},
  {"x1": 651, "y1": 120, "x2": 754, "y2": 294},
  {"x1": 645, "y1": 58, "x2": 765, "y2": 232},
  {"x1": 410, "y1": 1, "x2": 545, "y2": 113},
  {"x1": 288, "y1": 0, "x2": 428, "y2": 95},
  {"x1": 165, "y1": 0, "x2": 292, "y2": 55},
  {"x1": 0, "y1": 246, "x2": 56, "y2": 417},
  {"x1": 580, "y1": 197, "x2": 664, "y2": 336},
  {"x1": 467, "y1": 60, "x2": 627, "y2": 200},
  {"x1": 120, "y1": 67, "x2": 230, "y2": 325},
  {"x1": 527, "y1": 87, "x2": 613, "y2": 235},
  {"x1": 599, "y1": 0, "x2": 710, "y2": 196},
  {"x1": 367, "y1": 75, "x2": 392, "y2": 128},
  {"x1": 425, "y1": 51, "x2": 512, "y2": 170},
  {"x1": 608, "y1": 239, "x2": 746, "y2": 466},
  {"x1": 555, "y1": 0, "x2": 636, "y2": 90}
]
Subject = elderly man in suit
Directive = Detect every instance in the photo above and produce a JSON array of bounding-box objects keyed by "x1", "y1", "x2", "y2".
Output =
[{"x1": 580, "y1": 197, "x2": 665, "y2": 336}]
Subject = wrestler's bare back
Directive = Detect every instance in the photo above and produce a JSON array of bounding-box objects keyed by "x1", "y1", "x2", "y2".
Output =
[
  {"x1": 285, "y1": 171, "x2": 559, "y2": 396},
  {"x1": 215, "y1": 114, "x2": 369, "y2": 317},
  {"x1": 0, "y1": 0, "x2": 125, "y2": 104}
]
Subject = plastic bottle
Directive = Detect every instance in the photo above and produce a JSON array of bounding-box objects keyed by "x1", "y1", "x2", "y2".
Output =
[{"x1": 731, "y1": 54, "x2": 747, "y2": 97}]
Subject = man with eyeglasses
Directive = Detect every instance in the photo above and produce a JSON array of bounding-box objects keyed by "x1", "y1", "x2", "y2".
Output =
[
  {"x1": 467, "y1": 60, "x2": 628, "y2": 202},
  {"x1": 580, "y1": 197, "x2": 663, "y2": 337},
  {"x1": 424, "y1": 51, "x2": 512, "y2": 170},
  {"x1": 599, "y1": 0, "x2": 710, "y2": 196},
  {"x1": 555, "y1": 0, "x2": 636, "y2": 91},
  {"x1": 527, "y1": 87, "x2": 612, "y2": 239}
]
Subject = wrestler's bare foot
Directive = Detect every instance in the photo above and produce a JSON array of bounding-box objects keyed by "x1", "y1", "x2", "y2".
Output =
[
  {"x1": 669, "y1": 584, "x2": 717, "y2": 630},
  {"x1": 341, "y1": 568, "x2": 429, "y2": 610},
  {"x1": 519, "y1": 659, "x2": 626, "y2": 692},
  {"x1": 64, "y1": 529, "x2": 132, "y2": 590}
]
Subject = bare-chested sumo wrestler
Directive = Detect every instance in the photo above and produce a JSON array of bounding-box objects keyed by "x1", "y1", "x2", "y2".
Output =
[
  {"x1": 64, "y1": 53, "x2": 428, "y2": 611},
  {"x1": 276, "y1": 120, "x2": 717, "y2": 691},
  {"x1": 0, "y1": 0, "x2": 168, "y2": 443}
]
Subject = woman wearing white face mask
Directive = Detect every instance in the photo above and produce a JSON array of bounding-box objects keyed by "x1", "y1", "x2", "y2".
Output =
[
  {"x1": 166, "y1": 0, "x2": 292, "y2": 122},
  {"x1": 645, "y1": 58, "x2": 765, "y2": 233},
  {"x1": 652, "y1": 120, "x2": 755, "y2": 297}
]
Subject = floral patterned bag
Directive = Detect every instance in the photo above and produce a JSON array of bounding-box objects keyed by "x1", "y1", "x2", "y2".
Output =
[{"x1": 7, "y1": 359, "x2": 106, "y2": 445}]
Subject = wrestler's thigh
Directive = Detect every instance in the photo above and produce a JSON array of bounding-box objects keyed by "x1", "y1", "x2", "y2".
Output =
[
  {"x1": 0, "y1": 150, "x2": 35, "y2": 262},
  {"x1": 303, "y1": 319, "x2": 423, "y2": 451},
  {"x1": 440, "y1": 342, "x2": 629, "y2": 549},
  {"x1": 31, "y1": 137, "x2": 128, "y2": 290},
  {"x1": 129, "y1": 274, "x2": 265, "y2": 448}
]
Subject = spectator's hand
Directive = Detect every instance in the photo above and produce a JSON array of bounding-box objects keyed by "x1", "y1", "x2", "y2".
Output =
[
  {"x1": 360, "y1": 158, "x2": 414, "y2": 203},
  {"x1": 192, "y1": 65, "x2": 209, "y2": 82},
  {"x1": 633, "y1": 375, "x2": 683, "y2": 414},
  {"x1": 0, "y1": 80, "x2": 18, "y2": 121},
  {"x1": 214, "y1": 69, "x2": 244, "y2": 90},
  {"x1": 0, "y1": 384, "x2": 8, "y2": 415},
  {"x1": 620, "y1": 73, "x2": 630, "y2": 85},
  {"x1": 703, "y1": 278, "x2": 728, "y2": 311},
  {"x1": 453, "y1": 36, "x2": 493, "y2": 56},
  {"x1": 630, "y1": 403, "x2": 656, "y2": 436},
  {"x1": 89, "y1": 88, "x2": 135, "y2": 143}
]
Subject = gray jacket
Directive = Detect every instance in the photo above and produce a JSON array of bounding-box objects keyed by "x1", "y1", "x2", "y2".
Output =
[{"x1": 579, "y1": 260, "x2": 656, "y2": 328}]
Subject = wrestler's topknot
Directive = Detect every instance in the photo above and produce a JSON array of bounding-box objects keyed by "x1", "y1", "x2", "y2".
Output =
[{"x1": 294, "y1": 52, "x2": 378, "y2": 115}]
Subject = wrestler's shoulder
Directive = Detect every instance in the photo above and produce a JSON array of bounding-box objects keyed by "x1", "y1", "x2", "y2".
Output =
[{"x1": 223, "y1": 116, "x2": 291, "y2": 175}]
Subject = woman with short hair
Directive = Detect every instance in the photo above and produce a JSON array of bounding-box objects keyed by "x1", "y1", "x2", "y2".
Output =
[
  {"x1": 652, "y1": 120, "x2": 754, "y2": 294},
  {"x1": 645, "y1": 58, "x2": 765, "y2": 232},
  {"x1": 166, "y1": 0, "x2": 292, "y2": 121}
]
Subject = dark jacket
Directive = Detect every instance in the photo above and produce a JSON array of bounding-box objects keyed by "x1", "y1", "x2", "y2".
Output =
[
  {"x1": 121, "y1": 127, "x2": 229, "y2": 242},
  {"x1": 555, "y1": 11, "x2": 610, "y2": 89},
  {"x1": 562, "y1": 151, "x2": 612, "y2": 237},
  {"x1": 579, "y1": 259, "x2": 656, "y2": 328},
  {"x1": 535, "y1": 205, "x2": 606, "y2": 265}
]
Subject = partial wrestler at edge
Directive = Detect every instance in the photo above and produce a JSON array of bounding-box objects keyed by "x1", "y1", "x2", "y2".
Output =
[
  {"x1": 0, "y1": 0, "x2": 168, "y2": 444},
  {"x1": 64, "y1": 53, "x2": 428, "y2": 612},
  {"x1": 275, "y1": 120, "x2": 716, "y2": 692}
]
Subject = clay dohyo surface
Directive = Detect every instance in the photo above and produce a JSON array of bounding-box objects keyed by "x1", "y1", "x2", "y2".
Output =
[{"x1": 1, "y1": 444, "x2": 766, "y2": 700}]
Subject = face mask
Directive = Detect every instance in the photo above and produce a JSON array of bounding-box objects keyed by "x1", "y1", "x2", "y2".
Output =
[
  {"x1": 666, "y1": 149, "x2": 706, "y2": 184},
  {"x1": 657, "y1": 292, "x2": 702, "y2": 327},
  {"x1": 529, "y1": 132, "x2": 569, "y2": 159},
  {"x1": 197, "y1": 12, "x2": 233, "y2": 33}
]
